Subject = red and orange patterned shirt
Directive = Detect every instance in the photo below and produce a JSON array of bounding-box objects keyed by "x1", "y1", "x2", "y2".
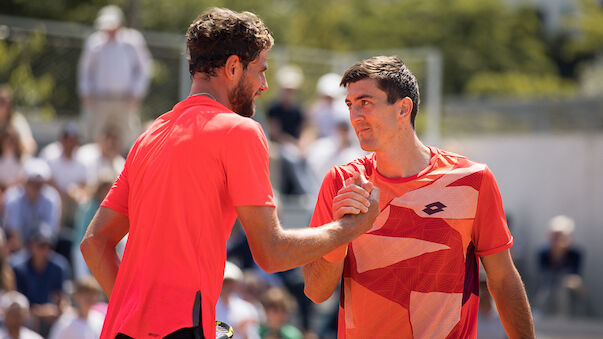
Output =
[{"x1": 310, "y1": 147, "x2": 512, "y2": 339}]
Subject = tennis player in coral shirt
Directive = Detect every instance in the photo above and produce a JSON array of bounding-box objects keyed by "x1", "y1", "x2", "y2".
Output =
[{"x1": 81, "y1": 8, "x2": 379, "y2": 339}]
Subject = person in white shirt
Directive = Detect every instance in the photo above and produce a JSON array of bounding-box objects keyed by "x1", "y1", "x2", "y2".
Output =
[
  {"x1": 48, "y1": 276, "x2": 105, "y2": 339},
  {"x1": 0, "y1": 291, "x2": 43, "y2": 339},
  {"x1": 76, "y1": 126, "x2": 125, "y2": 187},
  {"x1": 44, "y1": 123, "x2": 88, "y2": 238},
  {"x1": 306, "y1": 117, "x2": 365, "y2": 194},
  {"x1": 307, "y1": 73, "x2": 349, "y2": 139},
  {"x1": 78, "y1": 5, "x2": 152, "y2": 150},
  {"x1": 45, "y1": 123, "x2": 88, "y2": 195}
]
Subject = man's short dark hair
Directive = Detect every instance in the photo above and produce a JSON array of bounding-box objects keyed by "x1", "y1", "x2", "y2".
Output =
[
  {"x1": 186, "y1": 8, "x2": 274, "y2": 77},
  {"x1": 340, "y1": 56, "x2": 420, "y2": 128}
]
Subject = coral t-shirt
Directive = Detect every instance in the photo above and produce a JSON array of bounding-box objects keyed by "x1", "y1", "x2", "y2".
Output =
[
  {"x1": 100, "y1": 95, "x2": 275, "y2": 339},
  {"x1": 310, "y1": 147, "x2": 512, "y2": 339}
]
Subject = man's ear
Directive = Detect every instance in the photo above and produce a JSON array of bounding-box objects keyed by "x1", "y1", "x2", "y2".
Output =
[
  {"x1": 224, "y1": 55, "x2": 242, "y2": 80},
  {"x1": 399, "y1": 97, "x2": 413, "y2": 119}
]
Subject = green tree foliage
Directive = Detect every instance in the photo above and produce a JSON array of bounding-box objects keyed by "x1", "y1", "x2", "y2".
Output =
[
  {"x1": 466, "y1": 72, "x2": 575, "y2": 98},
  {"x1": 0, "y1": 33, "x2": 58, "y2": 119},
  {"x1": 278, "y1": 0, "x2": 560, "y2": 96},
  {"x1": 3, "y1": 0, "x2": 602, "y2": 99},
  {"x1": 566, "y1": 0, "x2": 603, "y2": 56}
]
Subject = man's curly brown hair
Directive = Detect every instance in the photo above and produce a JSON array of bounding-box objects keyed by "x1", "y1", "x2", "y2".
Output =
[{"x1": 186, "y1": 8, "x2": 274, "y2": 78}]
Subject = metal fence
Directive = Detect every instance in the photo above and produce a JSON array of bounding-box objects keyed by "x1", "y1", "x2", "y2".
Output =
[{"x1": 0, "y1": 14, "x2": 442, "y2": 142}]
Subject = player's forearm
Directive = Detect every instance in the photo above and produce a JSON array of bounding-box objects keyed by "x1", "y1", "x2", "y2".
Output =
[
  {"x1": 80, "y1": 235, "x2": 120, "y2": 298},
  {"x1": 488, "y1": 270, "x2": 535, "y2": 339},
  {"x1": 259, "y1": 217, "x2": 364, "y2": 272},
  {"x1": 302, "y1": 257, "x2": 343, "y2": 303}
]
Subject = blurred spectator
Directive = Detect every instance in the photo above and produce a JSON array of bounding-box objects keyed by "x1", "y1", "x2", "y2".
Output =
[
  {"x1": 259, "y1": 287, "x2": 303, "y2": 339},
  {"x1": 535, "y1": 215, "x2": 586, "y2": 317},
  {"x1": 11, "y1": 225, "x2": 69, "y2": 337},
  {"x1": 267, "y1": 66, "x2": 305, "y2": 145},
  {"x1": 0, "y1": 291, "x2": 43, "y2": 339},
  {"x1": 44, "y1": 123, "x2": 88, "y2": 199},
  {"x1": 2, "y1": 158, "x2": 61, "y2": 252},
  {"x1": 307, "y1": 73, "x2": 348, "y2": 139},
  {"x1": 76, "y1": 126, "x2": 125, "y2": 187},
  {"x1": 0, "y1": 230, "x2": 16, "y2": 294},
  {"x1": 216, "y1": 262, "x2": 261, "y2": 339},
  {"x1": 267, "y1": 66, "x2": 316, "y2": 196},
  {"x1": 45, "y1": 122, "x2": 88, "y2": 218},
  {"x1": 306, "y1": 117, "x2": 364, "y2": 191},
  {"x1": 42, "y1": 122, "x2": 89, "y2": 266},
  {"x1": 240, "y1": 270, "x2": 270, "y2": 320},
  {"x1": 0, "y1": 127, "x2": 25, "y2": 189},
  {"x1": 274, "y1": 269, "x2": 314, "y2": 338},
  {"x1": 227, "y1": 219, "x2": 255, "y2": 271},
  {"x1": 78, "y1": 5, "x2": 152, "y2": 150},
  {"x1": 72, "y1": 170, "x2": 116, "y2": 280},
  {"x1": 0, "y1": 85, "x2": 37, "y2": 157},
  {"x1": 48, "y1": 276, "x2": 104, "y2": 339}
]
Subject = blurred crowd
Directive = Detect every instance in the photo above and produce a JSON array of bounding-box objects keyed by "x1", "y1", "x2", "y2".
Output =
[{"x1": 0, "y1": 4, "x2": 590, "y2": 339}]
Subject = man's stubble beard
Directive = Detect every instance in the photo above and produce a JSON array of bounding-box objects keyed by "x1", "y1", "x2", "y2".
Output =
[{"x1": 229, "y1": 74, "x2": 256, "y2": 118}]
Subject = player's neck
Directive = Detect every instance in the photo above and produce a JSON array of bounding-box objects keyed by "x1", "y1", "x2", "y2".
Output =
[
  {"x1": 375, "y1": 132, "x2": 431, "y2": 179},
  {"x1": 189, "y1": 75, "x2": 231, "y2": 110}
]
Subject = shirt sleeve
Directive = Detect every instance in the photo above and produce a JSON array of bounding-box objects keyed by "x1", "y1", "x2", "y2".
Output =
[
  {"x1": 223, "y1": 120, "x2": 275, "y2": 207},
  {"x1": 101, "y1": 162, "x2": 130, "y2": 216},
  {"x1": 309, "y1": 167, "x2": 348, "y2": 262},
  {"x1": 472, "y1": 166, "x2": 513, "y2": 257}
]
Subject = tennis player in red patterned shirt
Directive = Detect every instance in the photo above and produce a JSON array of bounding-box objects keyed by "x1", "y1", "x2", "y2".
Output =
[{"x1": 303, "y1": 56, "x2": 535, "y2": 339}]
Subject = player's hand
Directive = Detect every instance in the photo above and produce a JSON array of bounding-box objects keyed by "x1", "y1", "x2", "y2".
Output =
[
  {"x1": 344, "y1": 182, "x2": 381, "y2": 234},
  {"x1": 324, "y1": 173, "x2": 379, "y2": 263},
  {"x1": 332, "y1": 172, "x2": 374, "y2": 220}
]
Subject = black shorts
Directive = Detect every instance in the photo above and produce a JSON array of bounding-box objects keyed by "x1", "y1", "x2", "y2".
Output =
[{"x1": 115, "y1": 326, "x2": 204, "y2": 339}]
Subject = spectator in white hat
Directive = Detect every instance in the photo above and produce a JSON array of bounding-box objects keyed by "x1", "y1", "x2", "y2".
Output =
[
  {"x1": 78, "y1": 4, "x2": 152, "y2": 151},
  {"x1": 0, "y1": 291, "x2": 43, "y2": 339},
  {"x1": 535, "y1": 215, "x2": 586, "y2": 317},
  {"x1": 267, "y1": 65, "x2": 305, "y2": 144},
  {"x1": 307, "y1": 73, "x2": 349, "y2": 139},
  {"x1": 266, "y1": 65, "x2": 317, "y2": 196},
  {"x1": 2, "y1": 158, "x2": 61, "y2": 253}
]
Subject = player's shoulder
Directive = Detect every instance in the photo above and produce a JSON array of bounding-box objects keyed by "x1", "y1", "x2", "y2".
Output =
[
  {"x1": 433, "y1": 146, "x2": 488, "y2": 174},
  {"x1": 174, "y1": 98, "x2": 263, "y2": 133},
  {"x1": 218, "y1": 114, "x2": 264, "y2": 138},
  {"x1": 434, "y1": 146, "x2": 472, "y2": 163}
]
